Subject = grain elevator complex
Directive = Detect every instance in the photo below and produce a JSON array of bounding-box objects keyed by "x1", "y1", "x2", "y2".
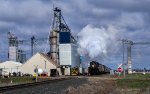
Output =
[
  {"x1": 49, "y1": 7, "x2": 80, "y2": 75},
  {"x1": 0, "y1": 7, "x2": 80, "y2": 77},
  {"x1": 1, "y1": 7, "x2": 143, "y2": 78}
]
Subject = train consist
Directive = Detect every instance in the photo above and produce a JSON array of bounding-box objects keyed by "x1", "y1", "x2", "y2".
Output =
[
  {"x1": 88, "y1": 61, "x2": 110, "y2": 75},
  {"x1": 70, "y1": 61, "x2": 111, "y2": 76}
]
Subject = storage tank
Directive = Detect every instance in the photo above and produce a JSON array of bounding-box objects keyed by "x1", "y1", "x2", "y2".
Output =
[{"x1": 38, "y1": 68, "x2": 43, "y2": 74}]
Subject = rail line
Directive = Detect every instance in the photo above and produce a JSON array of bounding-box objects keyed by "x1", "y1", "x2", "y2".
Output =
[{"x1": 0, "y1": 77, "x2": 72, "y2": 93}]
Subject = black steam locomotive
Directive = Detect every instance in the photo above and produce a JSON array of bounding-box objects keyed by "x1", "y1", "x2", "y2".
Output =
[{"x1": 88, "y1": 61, "x2": 110, "y2": 75}]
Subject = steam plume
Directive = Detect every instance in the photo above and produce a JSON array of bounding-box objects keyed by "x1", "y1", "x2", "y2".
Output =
[{"x1": 77, "y1": 24, "x2": 118, "y2": 59}]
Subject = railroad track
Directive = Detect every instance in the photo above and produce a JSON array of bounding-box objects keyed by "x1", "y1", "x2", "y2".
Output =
[{"x1": 0, "y1": 77, "x2": 72, "y2": 93}]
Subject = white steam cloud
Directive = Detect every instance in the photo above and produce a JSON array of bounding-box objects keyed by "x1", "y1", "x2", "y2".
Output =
[{"x1": 77, "y1": 24, "x2": 118, "y2": 59}]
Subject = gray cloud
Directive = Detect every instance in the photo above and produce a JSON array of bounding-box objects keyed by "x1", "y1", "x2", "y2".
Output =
[
  {"x1": 0, "y1": 0, "x2": 150, "y2": 69},
  {"x1": 87, "y1": 0, "x2": 150, "y2": 12},
  {"x1": 0, "y1": 0, "x2": 51, "y2": 23}
]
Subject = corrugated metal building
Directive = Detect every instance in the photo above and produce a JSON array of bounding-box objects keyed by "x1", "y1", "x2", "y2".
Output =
[
  {"x1": 21, "y1": 52, "x2": 58, "y2": 76},
  {"x1": 59, "y1": 44, "x2": 80, "y2": 67},
  {"x1": 58, "y1": 32, "x2": 80, "y2": 75}
]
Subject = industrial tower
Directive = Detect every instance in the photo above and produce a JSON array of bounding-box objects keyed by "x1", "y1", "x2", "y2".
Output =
[
  {"x1": 49, "y1": 7, "x2": 70, "y2": 64},
  {"x1": 8, "y1": 32, "x2": 18, "y2": 62},
  {"x1": 49, "y1": 7, "x2": 80, "y2": 76},
  {"x1": 7, "y1": 32, "x2": 26, "y2": 63}
]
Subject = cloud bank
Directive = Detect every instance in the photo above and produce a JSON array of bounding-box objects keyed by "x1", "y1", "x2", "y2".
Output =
[{"x1": 0, "y1": 0, "x2": 150, "y2": 69}]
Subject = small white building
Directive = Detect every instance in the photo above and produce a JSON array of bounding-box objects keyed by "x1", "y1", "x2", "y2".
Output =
[
  {"x1": 0, "y1": 61, "x2": 22, "y2": 76},
  {"x1": 21, "y1": 52, "x2": 58, "y2": 76}
]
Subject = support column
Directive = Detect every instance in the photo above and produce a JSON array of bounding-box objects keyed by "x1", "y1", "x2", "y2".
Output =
[{"x1": 127, "y1": 44, "x2": 132, "y2": 74}]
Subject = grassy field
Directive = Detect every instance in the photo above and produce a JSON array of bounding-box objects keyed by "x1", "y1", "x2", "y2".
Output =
[
  {"x1": 125, "y1": 73, "x2": 150, "y2": 79},
  {"x1": 117, "y1": 79, "x2": 150, "y2": 88},
  {"x1": 66, "y1": 74, "x2": 150, "y2": 94},
  {"x1": 0, "y1": 77, "x2": 34, "y2": 86},
  {"x1": 116, "y1": 74, "x2": 150, "y2": 93}
]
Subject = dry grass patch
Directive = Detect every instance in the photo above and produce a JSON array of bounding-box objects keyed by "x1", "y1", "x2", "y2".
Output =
[{"x1": 65, "y1": 78, "x2": 120, "y2": 94}]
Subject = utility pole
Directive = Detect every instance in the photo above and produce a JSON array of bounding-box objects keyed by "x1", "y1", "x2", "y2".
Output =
[
  {"x1": 122, "y1": 39, "x2": 126, "y2": 78},
  {"x1": 127, "y1": 41, "x2": 133, "y2": 74},
  {"x1": 122, "y1": 39, "x2": 133, "y2": 74},
  {"x1": 31, "y1": 36, "x2": 35, "y2": 56}
]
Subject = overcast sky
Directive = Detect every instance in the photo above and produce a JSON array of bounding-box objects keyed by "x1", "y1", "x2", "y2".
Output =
[{"x1": 0, "y1": 0, "x2": 150, "y2": 69}]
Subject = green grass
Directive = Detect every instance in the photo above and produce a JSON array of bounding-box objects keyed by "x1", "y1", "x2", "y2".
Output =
[
  {"x1": 117, "y1": 79, "x2": 150, "y2": 89},
  {"x1": 116, "y1": 74, "x2": 150, "y2": 89},
  {"x1": 0, "y1": 77, "x2": 34, "y2": 84},
  {"x1": 125, "y1": 73, "x2": 150, "y2": 79}
]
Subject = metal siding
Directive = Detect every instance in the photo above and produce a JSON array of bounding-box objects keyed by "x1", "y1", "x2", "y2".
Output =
[
  {"x1": 9, "y1": 47, "x2": 17, "y2": 61},
  {"x1": 59, "y1": 44, "x2": 71, "y2": 65},
  {"x1": 59, "y1": 44, "x2": 80, "y2": 67},
  {"x1": 72, "y1": 44, "x2": 80, "y2": 67},
  {"x1": 59, "y1": 32, "x2": 71, "y2": 43},
  {"x1": 21, "y1": 54, "x2": 26, "y2": 63}
]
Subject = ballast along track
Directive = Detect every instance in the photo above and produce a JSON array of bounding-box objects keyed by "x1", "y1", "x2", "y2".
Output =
[{"x1": 0, "y1": 77, "x2": 72, "y2": 93}]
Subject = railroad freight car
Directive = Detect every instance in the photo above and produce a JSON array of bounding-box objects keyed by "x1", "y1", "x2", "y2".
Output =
[
  {"x1": 71, "y1": 67, "x2": 79, "y2": 76},
  {"x1": 88, "y1": 61, "x2": 110, "y2": 75},
  {"x1": 103, "y1": 65, "x2": 111, "y2": 73}
]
